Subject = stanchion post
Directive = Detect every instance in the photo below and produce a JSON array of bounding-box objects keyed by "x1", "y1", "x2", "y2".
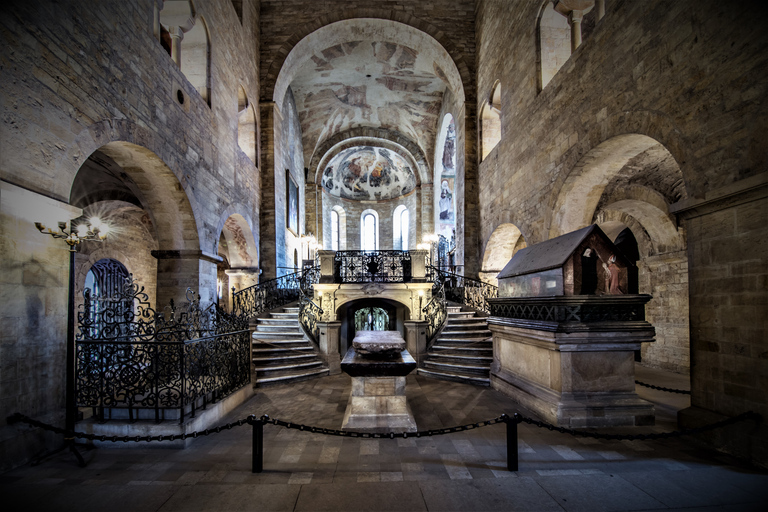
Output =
[
  {"x1": 507, "y1": 414, "x2": 519, "y2": 472},
  {"x1": 251, "y1": 415, "x2": 263, "y2": 473}
]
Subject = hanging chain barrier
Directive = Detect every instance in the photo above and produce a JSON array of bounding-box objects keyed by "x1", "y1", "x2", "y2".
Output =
[
  {"x1": 8, "y1": 410, "x2": 759, "y2": 473},
  {"x1": 635, "y1": 380, "x2": 691, "y2": 395}
]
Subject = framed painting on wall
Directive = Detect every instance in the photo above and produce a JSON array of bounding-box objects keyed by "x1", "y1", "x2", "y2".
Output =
[{"x1": 287, "y1": 171, "x2": 299, "y2": 234}]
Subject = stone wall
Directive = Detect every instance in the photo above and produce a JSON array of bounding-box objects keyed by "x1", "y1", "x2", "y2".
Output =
[
  {"x1": 476, "y1": 0, "x2": 768, "y2": 464},
  {"x1": 0, "y1": 0, "x2": 261, "y2": 470}
]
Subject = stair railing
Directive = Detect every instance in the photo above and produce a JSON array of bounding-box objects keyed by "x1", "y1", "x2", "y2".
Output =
[
  {"x1": 431, "y1": 267, "x2": 498, "y2": 314},
  {"x1": 232, "y1": 267, "x2": 320, "y2": 321},
  {"x1": 297, "y1": 267, "x2": 323, "y2": 345},
  {"x1": 423, "y1": 277, "x2": 447, "y2": 343}
]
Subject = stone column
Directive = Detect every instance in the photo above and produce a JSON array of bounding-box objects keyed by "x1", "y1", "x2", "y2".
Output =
[
  {"x1": 404, "y1": 320, "x2": 428, "y2": 364},
  {"x1": 317, "y1": 321, "x2": 341, "y2": 375},
  {"x1": 151, "y1": 249, "x2": 221, "y2": 308},
  {"x1": 411, "y1": 250, "x2": 428, "y2": 281},
  {"x1": 569, "y1": 11, "x2": 584, "y2": 51},
  {"x1": 153, "y1": 2, "x2": 161, "y2": 42},
  {"x1": 168, "y1": 27, "x2": 183, "y2": 67},
  {"x1": 225, "y1": 266, "x2": 260, "y2": 310},
  {"x1": 259, "y1": 102, "x2": 279, "y2": 279},
  {"x1": 317, "y1": 250, "x2": 336, "y2": 283}
]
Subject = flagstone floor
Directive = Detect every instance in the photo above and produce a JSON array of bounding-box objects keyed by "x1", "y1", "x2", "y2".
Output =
[{"x1": 2, "y1": 365, "x2": 766, "y2": 511}]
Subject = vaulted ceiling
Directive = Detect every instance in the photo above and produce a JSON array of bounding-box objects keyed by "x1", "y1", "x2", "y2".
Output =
[{"x1": 274, "y1": 19, "x2": 464, "y2": 189}]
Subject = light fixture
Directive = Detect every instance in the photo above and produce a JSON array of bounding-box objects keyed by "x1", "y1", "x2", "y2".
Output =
[{"x1": 34, "y1": 215, "x2": 111, "y2": 468}]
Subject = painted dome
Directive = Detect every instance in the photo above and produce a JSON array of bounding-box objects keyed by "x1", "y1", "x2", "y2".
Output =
[{"x1": 321, "y1": 146, "x2": 416, "y2": 200}]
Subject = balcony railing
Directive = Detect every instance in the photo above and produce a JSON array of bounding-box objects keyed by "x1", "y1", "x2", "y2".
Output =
[
  {"x1": 76, "y1": 277, "x2": 250, "y2": 424},
  {"x1": 333, "y1": 250, "x2": 413, "y2": 283}
]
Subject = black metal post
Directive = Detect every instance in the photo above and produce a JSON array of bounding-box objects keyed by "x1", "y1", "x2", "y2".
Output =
[
  {"x1": 252, "y1": 415, "x2": 263, "y2": 473},
  {"x1": 507, "y1": 414, "x2": 518, "y2": 472},
  {"x1": 66, "y1": 245, "x2": 86, "y2": 467}
]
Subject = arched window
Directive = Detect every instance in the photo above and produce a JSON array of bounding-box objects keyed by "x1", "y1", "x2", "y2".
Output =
[
  {"x1": 393, "y1": 205, "x2": 409, "y2": 250},
  {"x1": 237, "y1": 85, "x2": 257, "y2": 164},
  {"x1": 481, "y1": 83, "x2": 501, "y2": 160},
  {"x1": 538, "y1": 1, "x2": 572, "y2": 90},
  {"x1": 361, "y1": 210, "x2": 378, "y2": 251},
  {"x1": 180, "y1": 16, "x2": 211, "y2": 106},
  {"x1": 331, "y1": 209, "x2": 340, "y2": 251},
  {"x1": 83, "y1": 259, "x2": 131, "y2": 337}
]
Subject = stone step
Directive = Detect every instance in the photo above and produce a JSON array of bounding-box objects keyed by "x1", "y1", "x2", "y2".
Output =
[
  {"x1": 416, "y1": 368, "x2": 490, "y2": 387},
  {"x1": 426, "y1": 353, "x2": 493, "y2": 364},
  {"x1": 434, "y1": 338, "x2": 492, "y2": 346},
  {"x1": 252, "y1": 332, "x2": 305, "y2": 340},
  {"x1": 439, "y1": 329, "x2": 492, "y2": 337},
  {"x1": 255, "y1": 367, "x2": 329, "y2": 387},
  {"x1": 431, "y1": 345, "x2": 492, "y2": 355},
  {"x1": 257, "y1": 318, "x2": 299, "y2": 325},
  {"x1": 252, "y1": 352, "x2": 316, "y2": 362},
  {"x1": 282, "y1": 307, "x2": 301, "y2": 313},
  {"x1": 424, "y1": 360, "x2": 490, "y2": 374},
  {"x1": 269, "y1": 312, "x2": 300, "y2": 319},
  {"x1": 252, "y1": 346, "x2": 314, "y2": 354},
  {"x1": 254, "y1": 324, "x2": 303, "y2": 333},
  {"x1": 253, "y1": 360, "x2": 323, "y2": 372}
]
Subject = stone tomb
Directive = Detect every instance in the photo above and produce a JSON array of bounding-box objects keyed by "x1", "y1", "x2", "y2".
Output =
[
  {"x1": 488, "y1": 225, "x2": 656, "y2": 428},
  {"x1": 340, "y1": 330, "x2": 418, "y2": 432}
]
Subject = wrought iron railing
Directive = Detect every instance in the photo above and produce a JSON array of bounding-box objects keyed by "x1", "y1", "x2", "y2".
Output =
[
  {"x1": 432, "y1": 267, "x2": 498, "y2": 314},
  {"x1": 333, "y1": 250, "x2": 412, "y2": 283},
  {"x1": 298, "y1": 292, "x2": 323, "y2": 345},
  {"x1": 232, "y1": 267, "x2": 319, "y2": 321},
  {"x1": 76, "y1": 276, "x2": 251, "y2": 424},
  {"x1": 487, "y1": 295, "x2": 651, "y2": 324},
  {"x1": 423, "y1": 279, "x2": 447, "y2": 342}
]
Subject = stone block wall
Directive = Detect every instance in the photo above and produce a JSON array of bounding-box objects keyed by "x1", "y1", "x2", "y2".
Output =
[
  {"x1": 477, "y1": 0, "x2": 768, "y2": 464},
  {"x1": 0, "y1": 0, "x2": 261, "y2": 470}
]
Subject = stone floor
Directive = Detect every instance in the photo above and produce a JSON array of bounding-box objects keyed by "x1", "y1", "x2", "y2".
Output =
[{"x1": 2, "y1": 365, "x2": 767, "y2": 511}]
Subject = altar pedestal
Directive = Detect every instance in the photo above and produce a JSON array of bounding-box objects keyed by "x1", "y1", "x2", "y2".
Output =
[{"x1": 340, "y1": 331, "x2": 418, "y2": 432}]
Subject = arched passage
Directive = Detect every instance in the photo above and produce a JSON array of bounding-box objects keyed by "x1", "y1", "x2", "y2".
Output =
[
  {"x1": 480, "y1": 223, "x2": 527, "y2": 286},
  {"x1": 550, "y1": 134, "x2": 690, "y2": 374},
  {"x1": 69, "y1": 141, "x2": 203, "y2": 307},
  {"x1": 218, "y1": 212, "x2": 259, "y2": 310}
]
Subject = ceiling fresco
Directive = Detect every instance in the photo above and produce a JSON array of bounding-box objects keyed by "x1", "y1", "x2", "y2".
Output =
[
  {"x1": 290, "y1": 39, "x2": 446, "y2": 172},
  {"x1": 321, "y1": 146, "x2": 417, "y2": 201}
]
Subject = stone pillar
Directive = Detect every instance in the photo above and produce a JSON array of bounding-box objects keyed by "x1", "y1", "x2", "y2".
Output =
[
  {"x1": 569, "y1": 11, "x2": 584, "y2": 51},
  {"x1": 151, "y1": 249, "x2": 222, "y2": 308},
  {"x1": 411, "y1": 250, "x2": 428, "y2": 281},
  {"x1": 153, "y1": 2, "x2": 161, "y2": 42},
  {"x1": 317, "y1": 321, "x2": 341, "y2": 375},
  {"x1": 168, "y1": 27, "x2": 183, "y2": 67},
  {"x1": 225, "y1": 266, "x2": 260, "y2": 310},
  {"x1": 404, "y1": 320, "x2": 428, "y2": 364},
  {"x1": 318, "y1": 250, "x2": 336, "y2": 283},
  {"x1": 259, "y1": 102, "x2": 278, "y2": 279}
]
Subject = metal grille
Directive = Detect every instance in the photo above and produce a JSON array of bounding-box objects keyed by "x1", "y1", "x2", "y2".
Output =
[{"x1": 333, "y1": 251, "x2": 412, "y2": 283}]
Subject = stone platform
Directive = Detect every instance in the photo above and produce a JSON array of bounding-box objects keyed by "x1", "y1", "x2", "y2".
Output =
[{"x1": 340, "y1": 332, "x2": 418, "y2": 433}]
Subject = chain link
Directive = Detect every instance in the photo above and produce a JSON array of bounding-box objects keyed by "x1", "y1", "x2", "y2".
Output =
[
  {"x1": 8, "y1": 410, "x2": 759, "y2": 444},
  {"x1": 635, "y1": 380, "x2": 691, "y2": 395}
]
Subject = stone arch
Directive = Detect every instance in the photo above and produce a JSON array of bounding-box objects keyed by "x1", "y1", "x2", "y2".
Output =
[
  {"x1": 549, "y1": 133, "x2": 683, "y2": 239},
  {"x1": 264, "y1": 13, "x2": 471, "y2": 105},
  {"x1": 480, "y1": 223, "x2": 528, "y2": 286},
  {"x1": 217, "y1": 212, "x2": 258, "y2": 269}
]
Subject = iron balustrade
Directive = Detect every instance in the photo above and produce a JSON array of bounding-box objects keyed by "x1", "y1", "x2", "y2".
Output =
[
  {"x1": 333, "y1": 250, "x2": 412, "y2": 283},
  {"x1": 431, "y1": 267, "x2": 498, "y2": 314},
  {"x1": 232, "y1": 267, "x2": 319, "y2": 321},
  {"x1": 423, "y1": 279, "x2": 447, "y2": 342},
  {"x1": 77, "y1": 277, "x2": 251, "y2": 424}
]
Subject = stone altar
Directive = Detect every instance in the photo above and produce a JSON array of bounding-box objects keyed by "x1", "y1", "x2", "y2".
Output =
[{"x1": 340, "y1": 330, "x2": 418, "y2": 432}]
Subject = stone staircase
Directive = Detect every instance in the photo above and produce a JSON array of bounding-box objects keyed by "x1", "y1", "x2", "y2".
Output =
[
  {"x1": 251, "y1": 306, "x2": 329, "y2": 386},
  {"x1": 417, "y1": 305, "x2": 492, "y2": 386}
]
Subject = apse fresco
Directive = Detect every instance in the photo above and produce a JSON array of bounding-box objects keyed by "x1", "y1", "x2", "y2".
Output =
[{"x1": 322, "y1": 146, "x2": 417, "y2": 200}]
